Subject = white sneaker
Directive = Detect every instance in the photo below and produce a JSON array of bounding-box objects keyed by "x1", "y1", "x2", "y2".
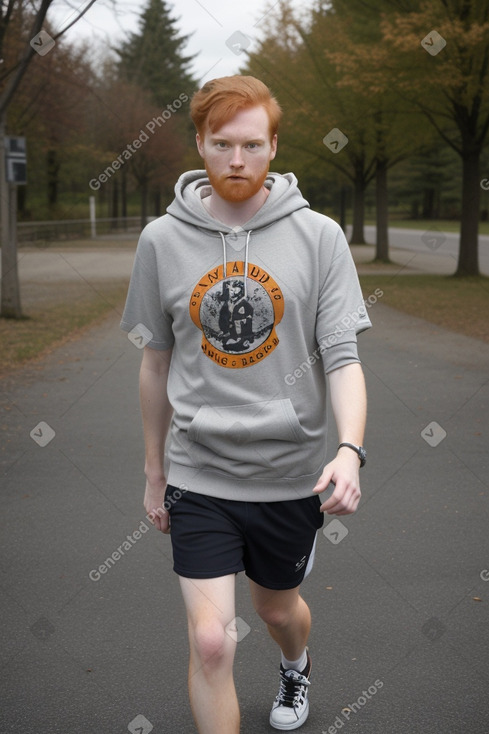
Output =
[{"x1": 269, "y1": 651, "x2": 311, "y2": 730}]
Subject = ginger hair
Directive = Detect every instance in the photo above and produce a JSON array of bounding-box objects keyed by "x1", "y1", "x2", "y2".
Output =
[{"x1": 190, "y1": 75, "x2": 282, "y2": 140}]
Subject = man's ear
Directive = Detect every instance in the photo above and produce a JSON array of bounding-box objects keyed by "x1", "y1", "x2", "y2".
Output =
[
  {"x1": 270, "y1": 134, "x2": 278, "y2": 161},
  {"x1": 196, "y1": 133, "x2": 205, "y2": 159}
]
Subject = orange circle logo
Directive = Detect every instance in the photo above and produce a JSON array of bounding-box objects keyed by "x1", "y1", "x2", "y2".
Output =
[{"x1": 189, "y1": 261, "x2": 284, "y2": 368}]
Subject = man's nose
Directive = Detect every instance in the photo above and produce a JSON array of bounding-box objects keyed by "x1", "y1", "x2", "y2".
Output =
[{"x1": 230, "y1": 146, "x2": 244, "y2": 167}]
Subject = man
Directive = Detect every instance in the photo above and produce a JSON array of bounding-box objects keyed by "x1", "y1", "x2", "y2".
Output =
[{"x1": 121, "y1": 75, "x2": 371, "y2": 733}]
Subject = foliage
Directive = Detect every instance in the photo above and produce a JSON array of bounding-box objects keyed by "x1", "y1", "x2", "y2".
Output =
[
  {"x1": 242, "y1": 0, "x2": 433, "y2": 248},
  {"x1": 115, "y1": 0, "x2": 196, "y2": 107},
  {"x1": 377, "y1": 0, "x2": 489, "y2": 273},
  {"x1": 242, "y1": 0, "x2": 489, "y2": 273}
]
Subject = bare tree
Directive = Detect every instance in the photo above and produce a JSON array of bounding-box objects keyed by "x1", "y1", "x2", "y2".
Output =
[{"x1": 0, "y1": 0, "x2": 99, "y2": 318}]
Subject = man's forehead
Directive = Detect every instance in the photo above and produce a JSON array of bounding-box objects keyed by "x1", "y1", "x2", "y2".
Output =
[{"x1": 206, "y1": 105, "x2": 270, "y2": 139}]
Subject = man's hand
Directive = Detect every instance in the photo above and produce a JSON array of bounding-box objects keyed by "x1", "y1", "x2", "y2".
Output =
[
  {"x1": 312, "y1": 451, "x2": 361, "y2": 515},
  {"x1": 144, "y1": 476, "x2": 170, "y2": 533}
]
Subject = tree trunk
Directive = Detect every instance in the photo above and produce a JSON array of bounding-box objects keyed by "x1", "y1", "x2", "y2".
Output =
[
  {"x1": 140, "y1": 180, "x2": 148, "y2": 230},
  {"x1": 153, "y1": 189, "x2": 161, "y2": 218},
  {"x1": 47, "y1": 149, "x2": 60, "y2": 207},
  {"x1": 350, "y1": 172, "x2": 366, "y2": 244},
  {"x1": 375, "y1": 158, "x2": 389, "y2": 262},
  {"x1": 18, "y1": 185, "x2": 26, "y2": 216},
  {"x1": 111, "y1": 179, "x2": 119, "y2": 227},
  {"x1": 422, "y1": 187, "x2": 435, "y2": 219},
  {"x1": 0, "y1": 116, "x2": 22, "y2": 318},
  {"x1": 339, "y1": 185, "x2": 347, "y2": 233},
  {"x1": 456, "y1": 148, "x2": 480, "y2": 276},
  {"x1": 122, "y1": 169, "x2": 128, "y2": 229}
]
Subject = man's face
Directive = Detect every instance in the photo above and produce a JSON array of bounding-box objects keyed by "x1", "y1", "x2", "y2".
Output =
[{"x1": 196, "y1": 105, "x2": 277, "y2": 203}]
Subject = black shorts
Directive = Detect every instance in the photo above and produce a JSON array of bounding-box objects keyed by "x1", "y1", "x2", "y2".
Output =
[{"x1": 165, "y1": 485, "x2": 324, "y2": 590}]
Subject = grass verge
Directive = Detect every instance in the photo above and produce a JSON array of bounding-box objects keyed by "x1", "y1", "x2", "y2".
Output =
[
  {"x1": 0, "y1": 280, "x2": 129, "y2": 378},
  {"x1": 359, "y1": 274, "x2": 489, "y2": 343}
]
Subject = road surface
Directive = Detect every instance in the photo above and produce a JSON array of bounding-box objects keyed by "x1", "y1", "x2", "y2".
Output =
[
  {"x1": 347, "y1": 225, "x2": 489, "y2": 275},
  {"x1": 0, "y1": 276, "x2": 488, "y2": 732}
]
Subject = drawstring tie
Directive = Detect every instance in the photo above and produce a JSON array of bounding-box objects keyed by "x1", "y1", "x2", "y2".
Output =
[{"x1": 219, "y1": 230, "x2": 252, "y2": 299}]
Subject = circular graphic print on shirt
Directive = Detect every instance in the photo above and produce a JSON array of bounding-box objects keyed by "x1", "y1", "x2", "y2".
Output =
[{"x1": 189, "y1": 261, "x2": 284, "y2": 368}]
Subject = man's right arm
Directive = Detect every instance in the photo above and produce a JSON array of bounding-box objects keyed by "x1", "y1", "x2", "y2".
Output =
[{"x1": 139, "y1": 345, "x2": 173, "y2": 533}]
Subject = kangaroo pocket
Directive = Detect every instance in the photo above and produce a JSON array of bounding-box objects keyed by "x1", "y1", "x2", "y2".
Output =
[{"x1": 186, "y1": 398, "x2": 311, "y2": 480}]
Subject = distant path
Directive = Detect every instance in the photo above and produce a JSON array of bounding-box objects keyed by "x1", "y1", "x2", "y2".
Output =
[
  {"x1": 348, "y1": 225, "x2": 489, "y2": 275},
  {"x1": 12, "y1": 247, "x2": 137, "y2": 282},
  {"x1": 1, "y1": 226, "x2": 487, "y2": 284}
]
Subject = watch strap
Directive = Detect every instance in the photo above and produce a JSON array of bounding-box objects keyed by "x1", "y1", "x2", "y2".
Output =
[{"x1": 337, "y1": 442, "x2": 366, "y2": 467}]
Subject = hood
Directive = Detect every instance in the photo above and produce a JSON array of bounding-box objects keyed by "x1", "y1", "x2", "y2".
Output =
[{"x1": 166, "y1": 169, "x2": 310, "y2": 233}]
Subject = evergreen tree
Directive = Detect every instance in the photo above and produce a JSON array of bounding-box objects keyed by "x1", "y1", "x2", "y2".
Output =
[{"x1": 116, "y1": 0, "x2": 196, "y2": 108}]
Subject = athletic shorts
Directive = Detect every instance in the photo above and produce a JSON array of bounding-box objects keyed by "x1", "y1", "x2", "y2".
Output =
[{"x1": 164, "y1": 484, "x2": 325, "y2": 590}]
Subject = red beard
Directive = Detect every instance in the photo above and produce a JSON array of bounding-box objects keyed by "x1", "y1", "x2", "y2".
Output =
[{"x1": 204, "y1": 164, "x2": 270, "y2": 203}]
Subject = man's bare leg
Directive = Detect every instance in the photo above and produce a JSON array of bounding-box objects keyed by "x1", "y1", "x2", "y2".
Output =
[
  {"x1": 249, "y1": 581, "x2": 310, "y2": 660},
  {"x1": 179, "y1": 575, "x2": 240, "y2": 734}
]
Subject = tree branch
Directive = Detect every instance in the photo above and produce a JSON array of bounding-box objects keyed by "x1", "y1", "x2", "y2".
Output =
[
  {"x1": 0, "y1": 0, "x2": 99, "y2": 118},
  {"x1": 52, "y1": 0, "x2": 99, "y2": 40},
  {"x1": 0, "y1": 0, "x2": 52, "y2": 117}
]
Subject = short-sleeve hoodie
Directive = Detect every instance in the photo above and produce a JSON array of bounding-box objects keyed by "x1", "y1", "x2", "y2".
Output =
[{"x1": 121, "y1": 170, "x2": 371, "y2": 501}]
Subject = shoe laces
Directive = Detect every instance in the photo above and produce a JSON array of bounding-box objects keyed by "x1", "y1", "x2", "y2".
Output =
[{"x1": 276, "y1": 667, "x2": 311, "y2": 708}]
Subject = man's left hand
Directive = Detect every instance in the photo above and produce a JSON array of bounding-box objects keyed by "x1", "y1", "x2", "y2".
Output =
[{"x1": 312, "y1": 454, "x2": 361, "y2": 515}]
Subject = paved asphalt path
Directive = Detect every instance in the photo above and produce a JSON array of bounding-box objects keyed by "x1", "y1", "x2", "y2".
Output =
[
  {"x1": 1, "y1": 281, "x2": 489, "y2": 732},
  {"x1": 4, "y1": 226, "x2": 487, "y2": 283},
  {"x1": 346, "y1": 225, "x2": 489, "y2": 275}
]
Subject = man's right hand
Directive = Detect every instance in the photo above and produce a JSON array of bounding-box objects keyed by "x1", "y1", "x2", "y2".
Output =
[{"x1": 144, "y1": 476, "x2": 170, "y2": 534}]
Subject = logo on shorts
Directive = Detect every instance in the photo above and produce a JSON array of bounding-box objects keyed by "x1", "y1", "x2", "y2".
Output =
[
  {"x1": 295, "y1": 555, "x2": 307, "y2": 572},
  {"x1": 189, "y1": 260, "x2": 284, "y2": 368}
]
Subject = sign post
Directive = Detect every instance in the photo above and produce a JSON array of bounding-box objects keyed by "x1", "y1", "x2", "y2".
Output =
[
  {"x1": 5, "y1": 136, "x2": 27, "y2": 184},
  {"x1": 89, "y1": 195, "x2": 96, "y2": 238},
  {"x1": 1, "y1": 133, "x2": 27, "y2": 318}
]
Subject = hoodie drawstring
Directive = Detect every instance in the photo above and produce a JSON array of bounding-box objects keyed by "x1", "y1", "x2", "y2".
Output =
[{"x1": 219, "y1": 230, "x2": 252, "y2": 299}]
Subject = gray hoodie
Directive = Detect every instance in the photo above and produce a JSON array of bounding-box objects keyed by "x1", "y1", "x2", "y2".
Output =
[{"x1": 121, "y1": 170, "x2": 371, "y2": 501}]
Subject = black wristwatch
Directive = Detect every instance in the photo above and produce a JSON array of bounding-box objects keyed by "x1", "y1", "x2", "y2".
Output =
[{"x1": 338, "y1": 442, "x2": 367, "y2": 468}]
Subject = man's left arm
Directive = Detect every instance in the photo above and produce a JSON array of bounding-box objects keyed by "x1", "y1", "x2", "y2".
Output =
[{"x1": 313, "y1": 362, "x2": 367, "y2": 515}]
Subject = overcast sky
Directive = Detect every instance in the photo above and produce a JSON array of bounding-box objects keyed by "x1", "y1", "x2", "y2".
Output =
[{"x1": 49, "y1": 0, "x2": 306, "y2": 83}]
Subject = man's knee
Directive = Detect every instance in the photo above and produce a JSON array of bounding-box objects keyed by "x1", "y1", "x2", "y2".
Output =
[
  {"x1": 255, "y1": 589, "x2": 309, "y2": 629},
  {"x1": 257, "y1": 603, "x2": 295, "y2": 629},
  {"x1": 190, "y1": 618, "x2": 234, "y2": 667}
]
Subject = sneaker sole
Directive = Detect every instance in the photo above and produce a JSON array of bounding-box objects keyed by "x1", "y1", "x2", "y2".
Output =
[{"x1": 269, "y1": 700, "x2": 309, "y2": 731}]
